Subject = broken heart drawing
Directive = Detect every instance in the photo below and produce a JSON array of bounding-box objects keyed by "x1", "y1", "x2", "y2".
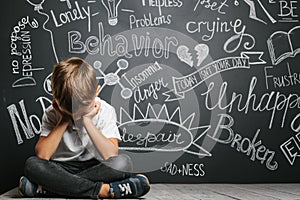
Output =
[
  {"x1": 177, "y1": 45, "x2": 193, "y2": 67},
  {"x1": 176, "y1": 44, "x2": 209, "y2": 67}
]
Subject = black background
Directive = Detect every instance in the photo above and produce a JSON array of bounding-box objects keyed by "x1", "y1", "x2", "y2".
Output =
[{"x1": 1, "y1": 0, "x2": 300, "y2": 194}]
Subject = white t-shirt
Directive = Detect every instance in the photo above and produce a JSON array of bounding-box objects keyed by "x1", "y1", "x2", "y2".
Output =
[{"x1": 40, "y1": 97, "x2": 121, "y2": 161}]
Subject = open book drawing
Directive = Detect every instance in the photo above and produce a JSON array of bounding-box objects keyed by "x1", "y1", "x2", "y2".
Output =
[{"x1": 267, "y1": 26, "x2": 300, "y2": 65}]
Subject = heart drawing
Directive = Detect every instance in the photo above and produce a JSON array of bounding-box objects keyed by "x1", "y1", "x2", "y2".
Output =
[{"x1": 176, "y1": 44, "x2": 209, "y2": 67}]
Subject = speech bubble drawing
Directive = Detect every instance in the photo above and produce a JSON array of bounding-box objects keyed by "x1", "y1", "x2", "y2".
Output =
[{"x1": 118, "y1": 104, "x2": 211, "y2": 156}]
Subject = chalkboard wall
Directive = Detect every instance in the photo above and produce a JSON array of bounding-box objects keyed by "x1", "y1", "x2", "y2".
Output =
[{"x1": 1, "y1": 0, "x2": 300, "y2": 194}]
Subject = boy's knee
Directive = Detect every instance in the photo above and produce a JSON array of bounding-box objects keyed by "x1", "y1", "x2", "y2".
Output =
[
  {"x1": 24, "y1": 156, "x2": 38, "y2": 169},
  {"x1": 24, "y1": 156, "x2": 45, "y2": 176},
  {"x1": 107, "y1": 154, "x2": 133, "y2": 172},
  {"x1": 24, "y1": 156, "x2": 36, "y2": 176}
]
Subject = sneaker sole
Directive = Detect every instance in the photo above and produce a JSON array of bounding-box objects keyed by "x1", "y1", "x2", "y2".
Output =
[
  {"x1": 136, "y1": 174, "x2": 151, "y2": 196},
  {"x1": 18, "y1": 177, "x2": 25, "y2": 197}
]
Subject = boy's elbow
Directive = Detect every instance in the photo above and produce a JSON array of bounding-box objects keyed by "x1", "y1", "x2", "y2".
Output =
[
  {"x1": 110, "y1": 146, "x2": 119, "y2": 158},
  {"x1": 35, "y1": 152, "x2": 51, "y2": 161},
  {"x1": 35, "y1": 147, "x2": 51, "y2": 161},
  {"x1": 103, "y1": 150, "x2": 118, "y2": 161},
  {"x1": 111, "y1": 150, "x2": 119, "y2": 158}
]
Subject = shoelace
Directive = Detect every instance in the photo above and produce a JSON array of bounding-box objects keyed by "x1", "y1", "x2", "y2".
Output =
[
  {"x1": 118, "y1": 183, "x2": 132, "y2": 197},
  {"x1": 36, "y1": 185, "x2": 46, "y2": 194}
]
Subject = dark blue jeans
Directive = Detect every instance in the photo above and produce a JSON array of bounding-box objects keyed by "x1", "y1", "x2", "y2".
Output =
[{"x1": 24, "y1": 154, "x2": 133, "y2": 199}]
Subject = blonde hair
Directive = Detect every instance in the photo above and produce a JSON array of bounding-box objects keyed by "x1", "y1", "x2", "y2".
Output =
[{"x1": 51, "y1": 57, "x2": 98, "y2": 113}]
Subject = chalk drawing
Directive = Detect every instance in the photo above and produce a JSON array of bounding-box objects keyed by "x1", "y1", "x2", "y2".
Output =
[
  {"x1": 235, "y1": 0, "x2": 276, "y2": 24},
  {"x1": 278, "y1": 0, "x2": 298, "y2": 23},
  {"x1": 240, "y1": 51, "x2": 266, "y2": 65},
  {"x1": 193, "y1": 0, "x2": 229, "y2": 14},
  {"x1": 118, "y1": 103, "x2": 212, "y2": 157},
  {"x1": 195, "y1": 44, "x2": 209, "y2": 67},
  {"x1": 43, "y1": 73, "x2": 52, "y2": 96},
  {"x1": 176, "y1": 45, "x2": 193, "y2": 67},
  {"x1": 267, "y1": 26, "x2": 300, "y2": 65},
  {"x1": 161, "y1": 162, "x2": 205, "y2": 177},
  {"x1": 94, "y1": 58, "x2": 132, "y2": 99},
  {"x1": 176, "y1": 44, "x2": 209, "y2": 68},
  {"x1": 201, "y1": 76, "x2": 300, "y2": 129},
  {"x1": 164, "y1": 56, "x2": 251, "y2": 101},
  {"x1": 209, "y1": 114, "x2": 278, "y2": 171},
  {"x1": 280, "y1": 132, "x2": 300, "y2": 166},
  {"x1": 101, "y1": 0, "x2": 122, "y2": 26},
  {"x1": 26, "y1": 0, "x2": 59, "y2": 62}
]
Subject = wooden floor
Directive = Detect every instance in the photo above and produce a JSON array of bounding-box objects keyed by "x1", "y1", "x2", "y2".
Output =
[{"x1": 1, "y1": 184, "x2": 300, "y2": 199}]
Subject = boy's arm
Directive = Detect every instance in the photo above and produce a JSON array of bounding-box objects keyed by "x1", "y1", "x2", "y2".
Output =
[
  {"x1": 35, "y1": 119, "x2": 69, "y2": 160},
  {"x1": 82, "y1": 102, "x2": 119, "y2": 160},
  {"x1": 35, "y1": 100, "x2": 70, "y2": 160}
]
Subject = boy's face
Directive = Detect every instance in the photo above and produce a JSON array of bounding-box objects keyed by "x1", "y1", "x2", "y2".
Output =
[
  {"x1": 54, "y1": 86, "x2": 100, "y2": 122},
  {"x1": 72, "y1": 100, "x2": 96, "y2": 121},
  {"x1": 57, "y1": 99, "x2": 96, "y2": 121}
]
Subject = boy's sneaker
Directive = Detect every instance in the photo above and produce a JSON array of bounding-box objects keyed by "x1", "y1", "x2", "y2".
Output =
[
  {"x1": 109, "y1": 174, "x2": 150, "y2": 198},
  {"x1": 18, "y1": 176, "x2": 46, "y2": 197}
]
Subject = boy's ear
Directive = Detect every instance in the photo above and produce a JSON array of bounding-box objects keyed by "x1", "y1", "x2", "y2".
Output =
[{"x1": 96, "y1": 85, "x2": 101, "y2": 96}]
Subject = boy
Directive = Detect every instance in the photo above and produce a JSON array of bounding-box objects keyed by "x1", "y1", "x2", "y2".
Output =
[{"x1": 18, "y1": 57, "x2": 150, "y2": 199}]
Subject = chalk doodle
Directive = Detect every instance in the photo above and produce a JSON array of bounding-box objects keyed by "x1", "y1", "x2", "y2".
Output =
[
  {"x1": 118, "y1": 103, "x2": 212, "y2": 157},
  {"x1": 50, "y1": 1, "x2": 95, "y2": 30},
  {"x1": 201, "y1": 76, "x2": 300, "y2": 129},
  {"x1": 27, "y1": 0, "x2": 59, "y2": 62},
  {"x1": 122, "y1": 62, "x2": 163, "y2": 90},
  {"x1": 195, "y1": 44, "x2": 209, "y2": 67},
  {"x1": 130, "y1": 0, "x2": 182, "y2": 29},
  {"x1": 7, "y1": 100, "x2": 38, "y2": 144},
  {"x1": 161, "y1": 162, "x2": 205, "y2": 177},
  {"x1": 278, "y1": 0, "x2": 298, "y2": 23},
  {"x1": 141, "y1": 0, "x2": 183, "y2": 16},
  {"x1": 6, "y1": 0, "x2": 300, "y2": 182},
  {"x1": 43, "y1": 73, "x2": 53, "y2": 96},
  {"x1": 281, "y1": 113, "x2": 300, "y2": 165},
  {"x1": 186, "y1": 17, "x2": 255, "y2": 53},
  {"x1": 193, "y1": 0, "x2": 229, "y2": 14},
  {"x1": 176, "y1": 45, "x2": 193, "y2": 67},
  {"x1": 235, "y1": 0, "x2": 276, "y2": 24},
  {"x1": 264, "y1": 63, "x2": 300, "y2": 90},
  {"x1": 240, "y1": 51, "x2": 266, "y2": 65},
  {"x1": 27, "y1": 0, "x2": 101, "y2": 62},
  {"x1": 176, "y1": 44, "x2": 209, "y2": 67},
  {"x1": 10, "y1": 15, "x2": 42, "y2": 88},
  {"x1": 7, "y1": 97, "x2": 51, "y2": 144},
  {"x1": 164, "y1": 56, "x2": 251, "y2": 101},
  {"x1": 267, "y1": 26, "x2": 300, "y2": 65},
  {"x1": 94, "y1": 58, "x2": 132, "y2": 99},
  {"x1": 209, "y1": 113, "x2": 278, "y2": 171},
  {"x1": 26, "y1": 0, "x2": 58, "y2": 62},
  {"x1": 101, "y1": 0, "x2": 122, "y2": 26},
  {"x1": 280, "y1": 132, "x2": 300, "y2": 166}
]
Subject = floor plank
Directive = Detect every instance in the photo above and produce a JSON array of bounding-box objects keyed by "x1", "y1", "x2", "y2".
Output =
[
  {"x1": 201, "y1": 184, "x2": 279, "y2": 200},
  {"x1": 232, "y1": 184, "x2": 300, "y2": 200},
  {"x1": 1, "y1": 184, "x2": 300, "y2": 200},
  {"x1": 260, "y1": 184, "x2": 300, "y2": 196}
]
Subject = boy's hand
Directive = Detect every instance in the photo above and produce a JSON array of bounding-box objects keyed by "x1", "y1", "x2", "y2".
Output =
[
  {"x1": 52, "y1": 100, "x2": 71, "y2": 124},
  {"x1": 82, "y1": 102, "x2": 100, "y2": 122}
]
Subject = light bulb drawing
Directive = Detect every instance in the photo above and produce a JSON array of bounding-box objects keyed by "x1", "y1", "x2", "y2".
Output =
[
  {"x1": 94, "y1": 59, "x2": 132, "y2": 99},
  {"x1": 101, "y1": 0, "x2": 122, "y2": 26}
]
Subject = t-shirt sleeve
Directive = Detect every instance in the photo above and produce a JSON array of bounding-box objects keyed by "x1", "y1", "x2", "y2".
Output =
[
  {"x1": 40, "y1": 106, "x2": 58, "y2": 137},
  {"x1": 99, "y1": 106, "x2": 121, "y2": 141}
]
